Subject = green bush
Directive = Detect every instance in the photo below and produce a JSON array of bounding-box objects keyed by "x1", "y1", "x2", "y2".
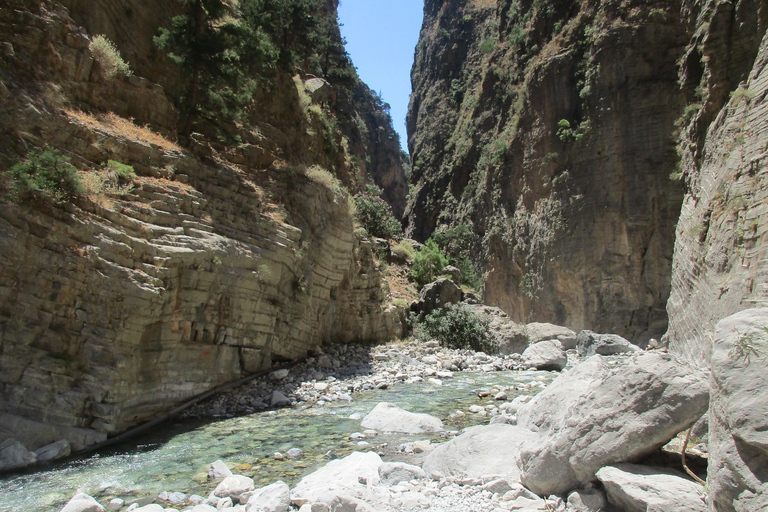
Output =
[
  {"x1": 353, "y1": 185, "x2": 402, "y2": 240},
  {"x1": 411, "y1": 239, "x2": 448, "y2": 287},
  {"x1": 106, "y1": 160, "x2": 137, "y2": 180},
  {"x1": 411, "y1": 303, "x2": 497, "y2": 353},
  {"x1": 432, "y1": 223, "x2": 483, "y2": 290},
  {"x1": 89, "y1": 35, "x2": 132, "y2": 79},
  {"x1": 7, "y1": 148, "x2": 82, "y2": 202}
]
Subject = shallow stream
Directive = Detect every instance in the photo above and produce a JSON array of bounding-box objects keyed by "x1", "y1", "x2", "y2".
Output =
[{"x1": 0, "y1": 370, "x2": 554, "y2": 512}]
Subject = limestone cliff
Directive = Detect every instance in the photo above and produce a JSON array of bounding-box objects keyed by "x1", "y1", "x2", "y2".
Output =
[
  {"x1": 666, "y1": 0, "x2": 768, "y2": 369},
  {"x1": 406, "y1": 0, "x2": 687, "y2": 342},
  {"x1": 0, "y1": 0, "x2": 407, "y2": 452}
]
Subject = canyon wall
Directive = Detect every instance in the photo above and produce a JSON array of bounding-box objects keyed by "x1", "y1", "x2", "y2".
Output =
[
  {"x1": 0, "y1": 0, "x2": 407, "y2": 452},
  {"x1": 406, "y1": 0, "x2": 688, "y2": 342}
]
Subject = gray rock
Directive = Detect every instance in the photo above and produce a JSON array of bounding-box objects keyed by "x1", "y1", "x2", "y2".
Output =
[
  {"x1": 0, "y1": 438, "x2": 36, "y2": 472},
  {"x1": 576, "y1": 330, "x2": 640, "y2": 357},
  {"x1": 422, "y1": 424, "x2": 537, "y2": 480},
  {"x1": 268, "y1": 391, "x2": 291, "y2": 408},
  {"x1": 191, "y1": 506, "x2": 217, "y2": 512},
  {"x1": 521, "y1": 340, "x2": 567, "y2": 371},
  {"x1": 525, "y1": 323, "x2": 577, "y2": 349},
  {"x1": 286, "y1": 448, "x2": 303, "y2": 460},
  {"x1": 708, "y1": 308, "x2": 768, "y2": 512},
  {"x1": 517, "y1": 352, "x2": 708, "y2": 495},
  {"x1": 465, "y1": 305, "x2": 529, "y2": 354},
  {"x1": 596, "y1": 463, "x2": 705, "y2": 512},
  {"x1": 304, "y1": 78, "x2": 333, "y2": 103},
  {"x1": 268, "y1": 369, "x2": 289, "y2": 381},
  {"x1": 245, "y1": 481, "x2": 290, "y2": 512},
  {"x1": 360, "y1": 403, "x2": 443, "y2": 433},
  {"x1": 34, "y1": 439, "x2": 71, "y2": 463},
  {"x1": 209, "y1": 460, "x2": 233, "y2": 481},
  {"x1": 416, "y1": 278, "x2": 462, "y2": 315},
  {"x1": 378, "y1": 462, "x2": 426, "y2": 485},
  {"x1": 566, "y1": 488, "x2": 606, "y2": 512},
  {"x1": 441, "y1": 265, "x2": 461, "y2": 284},
  {"x1": 60, "y1": 493, "x2": 105, "y2": 512},
  {"x1": 213, "y1": 475, "x2": 255, "y2": 504},
  {"x1": 291, "y1": 451, "x2": 383, "y2": 504},
  {"x1": 106, "y1": 498, "x2": 124, "y2": 512}
]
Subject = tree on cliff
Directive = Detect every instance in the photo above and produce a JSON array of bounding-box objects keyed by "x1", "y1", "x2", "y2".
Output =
[{"x1": 155, "y1": 0, "x2": 250, "y2": 139}]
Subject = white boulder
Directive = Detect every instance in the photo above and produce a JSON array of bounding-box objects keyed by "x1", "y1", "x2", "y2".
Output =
[
  {"x1": 360, "y1": 403, "x2": 443, "y2": 433},
  {"x1": 213, "y1": 475, "x2": 256, "y2": 504},
  {"x1": 521, "y1": 340, "x2": 567, "y2": 371},
  {"x1": 246, "y1": 481, "x2": 290, "y2": 512},
  {"x1": 60, "y1": 493, "x2": 105, "y2": 512}
]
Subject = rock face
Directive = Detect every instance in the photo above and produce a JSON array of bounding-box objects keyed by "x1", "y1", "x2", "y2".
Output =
[
  {"x1": 415, "y1": 278, "x2": 463, "y2": 315},
  {"x1": 666, "y1": 0, "x2": 768, "y2": 370},
  {"x1": 0, "y1": 0, "x2": 408, "y2": 454},
  {"x1": 708, "y1": 309, "x2": 768, "y2": 512},
  {"x1": 422, "y1": 424, "x2": 537, "y2": 480},
  {"x1": 596, "y1": 463, "x2": 706, "y2": 512},
  {"x1": 516, "y1": 352, "x2": 709, "y2": 495},
  {"x1": 406, "y1": 0, "x2": 686, "y2": 341}
]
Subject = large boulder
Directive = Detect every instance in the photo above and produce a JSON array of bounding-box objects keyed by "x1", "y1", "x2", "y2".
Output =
[
  {"x1": 526, "y1": 323, "x2": 577, "y2": 349},
  {"x1": 34, "y1": 439, "x2": 71, "y2": 463},
  {"x1": 291, "y1": 451, "x2": 384, "y2": 505},
  {"x1": 378, "y1": 462, "x2": 426, "y2": 486},
  {"x1": 246, "y1": 481, "x2": 290, "y2": 512},
  {"x1": 416, "y1": 278, "x2": 462, "y2": 315},
  {"x1": 361, "y1": 403, "x2": 443, "y2": 434},
  {"x1": 60, "y1": 493, "x2": 105, "y2": 512},
  {"x1": 0, "y1": 438, "x2": 36, "y2": 472},
  {"x1": 422, "y1": 424, "x2": 537, "y2": 480},
  {"x1": 465, "y1": 305, "x2": 529, "y2": 354},
  {"x1": 212, "y1": 475, "x2": 255, "y2": 504},
  {"x1": 576, "y1": 330, "x2": 640, "y2": 357},
  {"x1": 516, "y1": 352, "x2": 709, "y2": 495},
  {"x1": 521, "y1": 340, "x2": 567, "y2": 371},
  {"x1": 708, "y1": 308, "x2": 768, "y2": 512},
  {"x1": 595, "y1": 463, "x2": 705, "y2": 512}
]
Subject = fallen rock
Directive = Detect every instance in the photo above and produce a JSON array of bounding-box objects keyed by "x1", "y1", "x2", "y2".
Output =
[
  {"x1": 209, "y1": 460, "x2": 233, "y2": 481},
  {"x1": 33, "y1": 439, "x2": 71, "y2": 463},
  {"x1": 516, "y1": 352, "x2": 708, "y2": 495},
  {"x1": 708, "y1": 308, "x2": 768, "y2": 512},
  {"x1": 378, "y1": 462, "x2": 426, "y2": 485},
  {"x1": 525, "y1": 323, "x2": 577, "y2": 349},
  {"x1": 0, "y1": 438, "x2": 36, "y2": 472},
  {"x1": 291, "y1": 451, "x2": 383, "y2": 505},
  {"x1": 521, "y1": 340, "x2": 567, "y2": 371},
  {"x1": 213, "y1": 475, "x2": 255, "y2": 504},
  {"x1": 60, "y1": 493, "x2": 105, "y2": 512},
  {"x1": 360, "y1": 403, "x2": 443, "y2": 433},
  {"x1": 576, "y1": 330, "x2": 640, "y2": 357},
  {"x1": 422, "y1": 424, "x2": 537, "y2": 480},
  {"x1": 268, "y1": 391, "x2": 291, "y2": 408},
  {"x1": 596, "y1": 463, "x2": 705, "y2": 512},
  {"x1": 566, "y1": 488, "x2": 606, "y2": 512},
  {"x1": 416, "y1": 278, "x2": 462, "y2": 315},
  {"x1": 246, "y1": 481, "x2": 290, "y2": 512},
  {"x1": 465, "y1": 305, "x2": 529, "y2": 354}
]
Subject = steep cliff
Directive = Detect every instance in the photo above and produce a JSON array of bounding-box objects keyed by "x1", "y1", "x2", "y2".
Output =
[
  {"x1": 0, "y1": 0, "x2": 407, "y2": 452},
  {"x1": 406, "y1": 0, "x2": 688, "y2": 341},
  {"x1": 666, "y1": 0, "x2": 768, "y2": 369}
]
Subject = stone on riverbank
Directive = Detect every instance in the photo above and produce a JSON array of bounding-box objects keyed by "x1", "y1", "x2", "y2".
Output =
[
  {"x1": 521, "y1": 340, "x2": 567, "y2": 371},
  {"x1": 291, "y1": 451, "x2": 383, "y2": 505},
  {"x1": 213, "y1": 475, "x2": 256, "y2": 504},
  {"x1": 246, "y1": 481, "x2": 290, "y2": 512},
  {"x1": 596, "y1": 463, "x2": 705, "y2": 512},
  {"x1": 708, "y1": 308, "x2": 768, "y2": 512},
  {"x1": 379, "y1": 462, "x2": 426, "y2": 485},
  {"x1": 465, "y1": 305, "x2": 529, "y2": 354},
  {"x1": 422, "y1": 424, "x2": 537, "y2": 480},
  {"x1": 209, "y1": 460, "x2": 233, "y2": 481},
  {"x1": 576, "y1": 330, "x2": 640, "y2": 357},
  {"x1": 59, "y1": 493, "x2": 104, "y2": 512},
  {"x1": 525, "y1": 323, "x2": 577, "y2": 349},
  {"x1": 566, "y1": 488, "x2": 607, "y2": 511},
  {"x1": 0, "y1": 438, "x2": 36, "y2": 471},
  {"x1": 517, "y1": 352, "x2": 708, "y2": 495},
  {"x1": 361, "y1": 403, "x2": 443, "y2": 433},
  {"x1": 34, "y1": 439, "x2": 71, "y2": 463},
  {"x1": 416, "y1": 278, "x2": 462, "y2": 315}
]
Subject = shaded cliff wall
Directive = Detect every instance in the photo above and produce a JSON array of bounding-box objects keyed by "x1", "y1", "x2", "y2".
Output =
[
  {"x1": 406, "y1": 0, "x2": 686, "y2": 341},
  {"x1": 0, "y1": 0, "x2": 406, "y2": 451},
  {"x1": 666, "y1": 0, "x2": 768, "y2": 368}
]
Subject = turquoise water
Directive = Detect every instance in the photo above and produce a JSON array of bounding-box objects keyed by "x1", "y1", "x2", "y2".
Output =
[{"x1": 0, "y1": 370, "x2": 554, "y2": 512}]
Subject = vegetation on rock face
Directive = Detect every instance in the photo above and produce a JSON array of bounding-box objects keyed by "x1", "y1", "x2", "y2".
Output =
[
  {"x1": 89, "y1": 35, "x2": 133, "y2": 79},
  {"x1": 411, "y1": 303, "x2": 497, "y2": 353},
  {"x1": 352, "y1": 184, "x2": 403, "y2": 240},
  {"x1": 5, "y1": 149, "x2": 82, "y2": 203},
  {"x1": 410, "y1": 239, "x2": 449, "y2": 287}
]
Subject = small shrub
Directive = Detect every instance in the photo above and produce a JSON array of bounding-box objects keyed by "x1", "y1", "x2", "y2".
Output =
[
  {"x1": 411, "y1": 239, "x2": 448, "y2": 287},
  {"x1": 556, "y1": 119, "x2": 589, "y2": 142},
  {"x1": 392, "y1": 240, "x2": 416, "y2": 262},
  {"x1": 410, "y1": 303, "x2": 497, "y2": 353},
  {"x1": 106, "y1": 160, "x2": 136, "y2": 180},
  {"x1": 89, "y1": 35, "x2": 132, "y2": 79},
  {"x1": 353, "y1": 188, "x2": 403, "y2": 240},
  {"x1": 306, "y1": 165, "x2": 345, "y2": 198},
  {"x1": 730, "y1": 85, "x2": 756, "y2": 106},
  {"x1": 6, "y1": 148, "x2": 82, "y2": 203},
  {"x1": 480, "y1": 38, "x2": 496, "y2": 55}
]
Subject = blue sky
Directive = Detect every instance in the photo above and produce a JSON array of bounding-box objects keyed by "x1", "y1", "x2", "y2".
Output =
[{"x1": 338, "y1": 1, "x2": 424, "y2": 152}]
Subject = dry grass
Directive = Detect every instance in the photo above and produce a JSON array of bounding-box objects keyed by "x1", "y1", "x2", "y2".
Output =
[
  {"x1": 385, "y1": 263, "x2": 419, "y2": 304},
  {"x1": 64, "y1": 109, "x2": 181, "y2": 152}
]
